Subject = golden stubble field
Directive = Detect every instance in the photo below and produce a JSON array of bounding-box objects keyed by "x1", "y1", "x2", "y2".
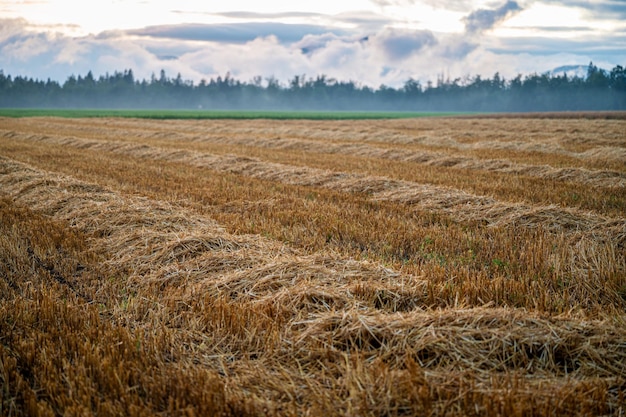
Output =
[{"x1": 0, "y1": 115, "x2": 625, "y2": 416}]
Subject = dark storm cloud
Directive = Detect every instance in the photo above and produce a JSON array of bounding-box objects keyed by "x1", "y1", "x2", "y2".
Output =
[
  {"x1": 464, "y1": 1, "x2": 522, "y2": 33},
  {"x1": 129, "y1": 22, "x2": 347, "y2": 44}
]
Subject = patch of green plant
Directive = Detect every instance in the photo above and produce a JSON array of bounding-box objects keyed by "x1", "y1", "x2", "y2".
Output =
[{"x1": 0, "y1": 108, "x2": 465, "y2": 120}]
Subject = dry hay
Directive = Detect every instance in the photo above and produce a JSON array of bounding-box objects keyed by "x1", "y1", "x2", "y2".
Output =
[
  {"x1": 6, "y1": 130, "x2": 622, "y2": 245},
  {"x1": 0, "y1": 156, "x2": 426, "y2": 314},
  {"x1": 415, "y1": 136, "x2": 626, "y2": 165},
  {"x1": 0, "y1": 154, "x2": 622, "y2": 317},
  {"x1": 140, "y1": 129, "x2": 626, "y2": 188},
  {"x1": 293, "y1": 307, "x2": 626, "y2": 377},
  {"x1": 145, "y1": 116, "x2": 626, "y2": 164},
  {"x1": 2, "y1": 156, "x2": 624, "y2": 332},
  {"x1": 6, "y1": 124, "x2": 624, "y2": 187},
  {"x1": 1, "y1": 155, "x2": 625, "y2": 415},
  {"x1": 462, "y1": 111, "x2": 626, "y2": 119}
]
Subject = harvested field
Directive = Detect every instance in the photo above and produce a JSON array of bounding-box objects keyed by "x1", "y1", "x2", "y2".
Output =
[{"x1": 0, "y1": 115, "x2": 625, "y2": 416}]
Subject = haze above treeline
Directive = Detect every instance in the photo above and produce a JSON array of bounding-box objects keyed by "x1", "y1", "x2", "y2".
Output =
[{"x1": 1, "y1": 62, "x2": 625, "y2": 112}]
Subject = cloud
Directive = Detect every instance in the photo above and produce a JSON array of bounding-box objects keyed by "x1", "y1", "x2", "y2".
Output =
[
  {"x1": 464, "y1": 1, "x2": 522, "y2": 33},
  {"x1": 295, "y1": 33, "x2": 358, "y2": 55},
  {"x1": 2, "y1": 33, "x2": 55, "y2": 61},
  {"x1": 0, "y1": 18, "x2": 191, "y2": 82},
  {"x1": 370, "y1": 28, "x2": 437, "y2": 60},
  {"x1": 0, "y1": 3, "x2": 624, "y2": 92},
  {"x1": 332, "y1": 11, "x2": 394, "y2": 29},
  {"x1": 0, "y1": 19, "x2": 68, "y2": 64},
  {"x1": 0, "y1": 17, "x2": 30, "y2": 43},
  {"x1": 437, "y1": 34, "x2": 478, "y2": 60},
  {"x1": 177, "y1": 10, "x2": 392, "y2": 33},
  {"x1": 212, "y1": 11, "x2": 324, "y2": 20},
  {"x1": 513, "y1": 26, "x2": 594, "y2": 32},
  {"x1": 416, "y1": 0, "x2": 475, "y2": 12},
  {"x1": 492, "y1": 33, "x2": 626, "y2": 57},
  {"x1": 129, "y1": 22, "x2": 347, "y2": 44},
  {"x1": 369, "y1": 0, "x2": 417, "y2": 6},
  {"x1": 537, "y1": 0, "x2": 626, "y2": 20}
]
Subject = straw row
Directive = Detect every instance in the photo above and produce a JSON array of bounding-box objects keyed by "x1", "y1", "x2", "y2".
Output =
[
  {"x1": 274, "y1": 119, "x2": 626, "y2": 163},
  {"x1": 1, "y1": 156, "x2": 625, "y2": 385},
  {"x1": 2, "y1": 132, "x2": 626, "y2": 310},
  {"x1": 68, "y1": 125, "x2": 622, "y2": 188},
  {"x1": 293, "y1": 307, "x2": 626, "y2": 377},
  {"x1": 7, "y1": 120, "x2": 624, "y2": 187},
  {"x1": 179, "y1": 134, "x2": 626, "y2": 188},
  {"x1": 5, "y1": 130, "x2": 624, "y2": 245},
  {"x1": 2, "y1": 116, "x2": 625, "y2": 415},
  {"x1": 0, "y1": 156, "x2": 425, "y2": 313},
  {"x1": 37, "y1": 116, "x2": 625, "y2": 164},
  {"x1": 31, "y1": 115, "x2": 626, "y2": 148}
]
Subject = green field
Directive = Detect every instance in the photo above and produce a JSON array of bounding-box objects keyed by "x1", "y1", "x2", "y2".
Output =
[{"x1": 0, "y1": 108, "x2": 461, "y2": 119}]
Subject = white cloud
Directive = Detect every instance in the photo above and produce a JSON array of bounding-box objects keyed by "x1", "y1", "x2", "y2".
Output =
[
  {"x1": 464, "y1": 1, "x2": 522, "y2": 33},
  {"x1": 370, "y1": 27, "x2": 437, "y2": 60},
  {"x1": 0, "y1": 0, "x2": 624, "y2": 90}
]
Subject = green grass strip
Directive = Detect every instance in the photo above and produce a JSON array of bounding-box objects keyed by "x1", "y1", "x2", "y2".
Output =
[{"x1": 0, "y1": 108, "x2": 464, "y2": 120}]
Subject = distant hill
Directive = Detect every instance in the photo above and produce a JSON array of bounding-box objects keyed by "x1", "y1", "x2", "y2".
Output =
[{"x1": 549, "y1": 64, "x2": 599, "y2": 79}]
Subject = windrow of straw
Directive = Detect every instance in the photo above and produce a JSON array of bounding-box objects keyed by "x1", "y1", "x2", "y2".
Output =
[
  {"x1": 1, "y1": 155, "x2": 625, "y2": 416},
  {"x1": 173, "y1": 133, "x2": 626, "y2": 188},
  {"x1": 58, "y1": 125, "x2": 624, "y2": 188},
  {"x1": 293, "y1": 307, "x2": 626, "y2": 377},
  {"x1": 4, "y1": 132, "x2": 624, "y2": 316},
  {"x1": 28, "y1": 115, "x2": 626, "y2": 146},
  {"x1": 5, "y1": 120, "x2": 625, "y2": 187},
  {"x1": 30, "y1": 116, "x2": 625, "y2": 164},
  {"x1": 6, "y1": 129, "x2": 624, "y2": 245},
  {"x1": 0, "y1": 156, "x2": 426, "y2": 315}
]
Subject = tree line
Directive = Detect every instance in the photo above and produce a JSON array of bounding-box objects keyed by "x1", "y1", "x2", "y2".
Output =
[{"x1": 1, "y1": 62, "x2": 624, "y2": 111}]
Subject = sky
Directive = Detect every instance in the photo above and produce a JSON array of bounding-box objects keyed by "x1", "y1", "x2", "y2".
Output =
[{"x1": 0, "y1": 0, "x2": 625, "y2": 87}]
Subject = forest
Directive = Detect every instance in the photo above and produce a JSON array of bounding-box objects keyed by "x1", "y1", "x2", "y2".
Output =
[{"x1": 1, "y1": 62, "x2": 625, "y2": 111}]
